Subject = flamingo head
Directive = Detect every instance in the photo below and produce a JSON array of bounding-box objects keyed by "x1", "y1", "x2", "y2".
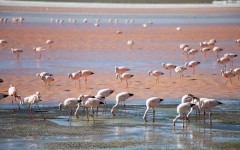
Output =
[
  {"x1": 190, "y1": 103, "x2": 195, "y2": 107},
  {"x1": 59, "y1": 103, "x2": 63, "y2": 110},
  {"x1": 148, "y1": 71, "x2": 152, "y2": 76},
  {"x1": 184, "y1": 62, "x2": 189, "y2": 68}
]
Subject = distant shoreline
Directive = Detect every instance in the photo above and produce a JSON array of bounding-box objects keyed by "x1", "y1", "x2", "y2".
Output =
[{"x1": 1, "y1": 0, "x2": 240, "y2": 8}]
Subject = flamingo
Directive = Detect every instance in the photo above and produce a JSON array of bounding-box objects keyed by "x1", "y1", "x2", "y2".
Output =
[
  {"x1": 115, "y1": 66, "x2": 130, "y2": 79},
  {"x1": 80, "y1": 70, "x2": 94, "y2": 85},
  {"x1": 179, "y1": 44, "x2": 189, "y2": 50},
  {"x1": 46, "y1": 40, "x2": 54, "y2": 48},
  {"x1": 143, "y1": 97, "x2": 164, "y2": 122},
  {"x1": 162, "y1": 63, "x2": 176, "y2": 76},
  {"x1": 173, "y1": 102, "x2": 195, "y2": 128},
  {"x1": 41, "y1": 75, "x2": 54, "y2": 89},
  {"x1": 96, "y1": 88, "x2": 114, "y2": 114},
  {"x1": 183, "y1": 47, "x2": 191, "y2": 55},
  {"x1": 212, "y1": 47, "x2": 223, "y2": 58},
  {"x1": 8, "y1": 84, "x2": 21, "y2": 111},
  {"x1": 235, "y1": 39, "x2": 240, "y2": 44},
  {"x1": 111, "y1": 92, "x2": 134, "y2": 116},
  {"x1": 217, "y1": 57, "x2": 231, "y2": 71},
  {"x1": 148, "y1": 70, "x2": 164, "y2": 83},
  {"x1": 176, "y1": 27, "x2": 181, "y2": 31},
  {"x1": 181, "y1": 94, "x2": 194, "y2": 103},
  {"x1": 185, "y1": 61, "x2": 201, "y2": 74},
  {"x1": 199, "y1": 98, "x2": 223, "y2": 126},
  {"x1": 223, "y1": 53, "x2": 238, "y2": 66},
  {"x1": 20, "y1": 92, "x2": 42, "y2": 112},
  {"x1": 200, "y1": 47, "x2": 211, "y2": 57},
  {"x1": 221, "y1": 70, "x2": 235, "y2": 85},
  {"x1": 200, "y1": 41, "x2": 209, "y2": 48},
  {"x1": 182, "y1": 95, "x2": 201, "y2": 122},
  {"x1": 33, "y1": 47, "x2": 46, "y2": 59},
  {"x1": 187, "y1": 49, "x2": 198, "y2": 58},
  {"x1": 83, "y1": 18, "x2": 87, "y2": 23},
  {"x1": 0, "y1": 39, "x2": 7, "y2": 47},
  {"x1": 59, "y1": 95, "x2": 85, "y2": 121},
  {"x1": 175, "y1": 66, "x2": 187, "y2": 79},
  {"x1": 231, "y1": 68, "x2": 240, "y2": 80},
  {"x1": 116, "y1": 31, "x2": 122, "y2": 34},
  {"x1": 68, "y1": 71, "x2": 82, "y2": 88},
  {"x1": 11, "y1": 48, "x2": 23, "y2": 58},
  {"x1": 127, "y1": 40, "x2": 134, "y2": 49},
  {"x1": 84, "y1": 97, "x2": 105, "y2": 123},
  {"x1": 116, "y1": 72, "x2": 134, "y2": 88},
  {"x1": 36, "y1": 72, "x2": 53, "y2": 78},
  {"x1": 0, "y1": 93, "x2": 8, "y2": 100}
]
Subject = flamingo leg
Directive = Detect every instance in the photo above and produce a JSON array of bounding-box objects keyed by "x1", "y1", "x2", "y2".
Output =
[
  {"x1": 152, "y1": 109, "x2": 155, "y2": 122},
  {"x1": 173, "y1": 114, "x2": 180, "y2": 126},
  {"x1": 209, "y1": 111, "x2": 212, "y2": 127},
  {"x1": 182, "y1": 113, "x2": 185, "y2": 128},
  {"x1": 68, "y1": 109, "x2": 72, "y2": 121},
  {"x1": 86, "y1": 108, "x2": 89, "y2": 121},
  {"x1": 14, "y1": 97, "x2": 20, "y2": 110},
  {"x1": 36, "y1": 103, "x2": 46, "y2": 120},
  {"x1": 230, "y1": 78, "x2": 232, "y2": 84},
  {"x1": 126, "y1": 80, "x2": 128, "y2": 88},
  {"x1": 203, "y1": 110, "x2": 206, "y2": 124}
]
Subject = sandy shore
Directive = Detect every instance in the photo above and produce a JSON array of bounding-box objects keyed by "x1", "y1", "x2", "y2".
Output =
[{"x1": 0, "y1": 23, "x2": 240, "y2": 103}]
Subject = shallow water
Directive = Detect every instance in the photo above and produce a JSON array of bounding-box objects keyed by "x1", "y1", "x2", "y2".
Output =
[
  {"x1": 0, "y1": 99, "x2": 239, "y2": 149},
  {"x1": 1, "y1": 11, "x2": 240, "y2": 25}
]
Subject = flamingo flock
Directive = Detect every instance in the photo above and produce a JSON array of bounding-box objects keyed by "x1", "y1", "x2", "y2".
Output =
[{"x1": 0, "y1": 16, "x2": 238, "y2": 129}]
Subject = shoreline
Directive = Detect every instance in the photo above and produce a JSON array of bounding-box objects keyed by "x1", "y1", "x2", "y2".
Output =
[{"x1": 0, "y1": 0, "x2": 240, "y2": 14}]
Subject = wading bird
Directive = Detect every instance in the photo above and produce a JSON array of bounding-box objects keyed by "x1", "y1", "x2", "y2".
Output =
[
  {"x1": 143, "y1": 97, "x2": 164, "y2": 122},
  {"x1": 148, "y1": 70, "x2": 164, "y2": 83},
  {"x1": 111, "y1": 92, "x2": 134, "y2": 116},
  {"x1": 173, "y1": 103, "x2": 195, "y2": 128},
  {"x1": 8, "y1": 84, "x2": 21, "y2": 111}
]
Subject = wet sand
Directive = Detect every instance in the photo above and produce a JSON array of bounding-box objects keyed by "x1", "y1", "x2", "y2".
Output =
[{"x1": 0, "y1": 24, "x2": 240, "y2": 103}]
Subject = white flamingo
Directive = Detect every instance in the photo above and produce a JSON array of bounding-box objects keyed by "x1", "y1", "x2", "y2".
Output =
[
  {"x1": 8, "y1": 84, "x2": 21, "y2": 111},
  {"x1": 235, "y1": 39, "x2": 240, "y2": 44},
  {"x1": 148, "y1": 70, "x2": 164, "y2": 83},
  {"x1": 20, "y1": 92, "x2": 44, "y2": 120},
  {"x1": 80, "y1": 70, "x2": 94, "y2": 85},
  {"x1": 199, "y1": 98, "x2": 223, "y2": 126},
  {"x1": 162, "y1": 63, "x2": 176, "y2": 76},
  {"x1": 223, "y1": 53, "x2": 238, "y2": 66},
  {"x1": 36, "y1": 72, "x2": 53, "y2": 78},
  {"x1": 116, "y1": 72, "x2": 134, "y2": 88},
  {"x1": 96, "y1": 88, "x2": 114, "y2": 114},
  {"x1": 185, "y1": 61, "x2": 201, "y2": 74},
  {"x1": 111, "y1": 92, "x2": 134, "y2": 116},
  {"x1": 200, "y1": 47, "x2": 211, "y2": 57},
  {"x1": 0, "y1": 39, "x2": 7, "y2": 47},
  {"x1": 143, "y1": 97, "x2": 164, "y2": 122},
  {"x1": 179, "y1": 44, "x2": 189, "y2": 50},
  {"x1": 182, "y1": 95, "x2": 201, "y2": 122},
  {"x1": 84, "y1": 97, "x2": 105, "y2": 123},
  {"x1": 127, "y1": 40, "x2": 134, "y2": 49},
  {"x1": 59, "y1": 95, "x2": 85, "y2": 121},
  {"x1": 41, "y1": 75, "x2": 54, "y2": 89},
  {"x1": 11, "y1": 48, "x2": 23, "y2": 58},
  {"x1": 231, "y1": 68, "x2": 240, "y2": 80},
  {"x1": 68, "y1": 71, "x2": 82, "y2": 88},
  {"x1": 175, "y1": 66, "x2": 187, "y2": 79},
  {"x1": 187, "y1": 49, "x2": 198, "y2": 58},
  {"x1": 115, "y1": 66, "x2": 130, "y2": 78},
  {"x1": 46, "y1": 40, "x2": 54, "y2": 48},
  {"x1": 212, "y1": 47, "x2": 223, "y2": 58},
  {"x1": 221, "y1": 70, "x2": 235, "y2": 85},
  {"x1": 173, "y1": 102, "x2": 195, "y2": 128},
  {"x1": 33, "y1": 47, "x2": 46, "y2": 59},
  {"x1": 217, "y1": 57, "x2": 231, "y2": 71}
]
